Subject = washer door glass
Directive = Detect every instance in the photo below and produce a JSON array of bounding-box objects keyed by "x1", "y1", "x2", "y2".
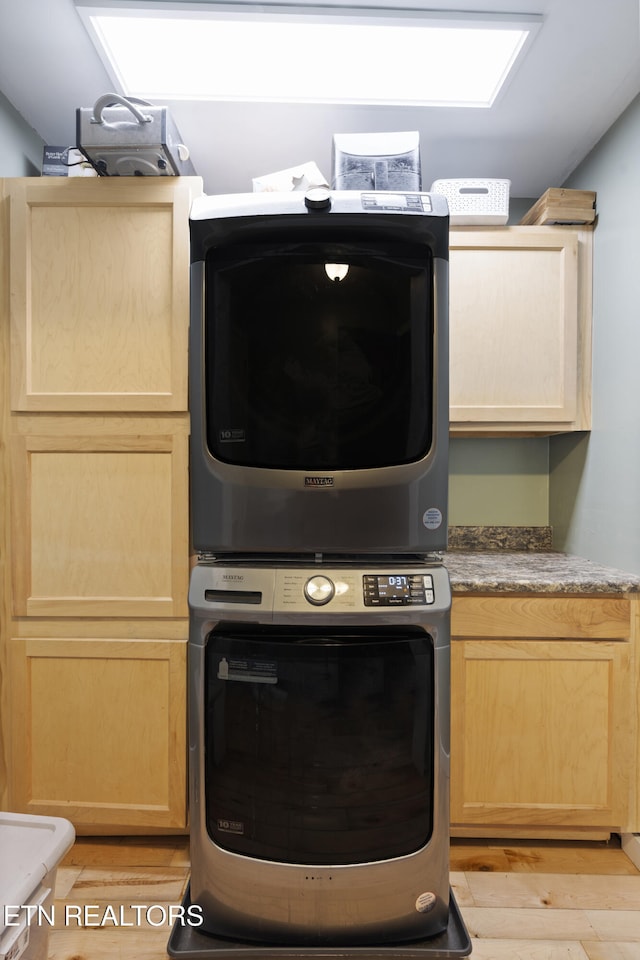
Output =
[{"x1": 204, "y1": 627, "x2": 435, "y2": 865}]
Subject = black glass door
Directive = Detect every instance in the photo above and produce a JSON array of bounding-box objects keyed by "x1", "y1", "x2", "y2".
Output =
[
  {"x1": 204, "y1": 627, "x2": 434, "y2": 865},
  {"x1": 204, "y1": 246, "x2": 433, "y2": 470}
]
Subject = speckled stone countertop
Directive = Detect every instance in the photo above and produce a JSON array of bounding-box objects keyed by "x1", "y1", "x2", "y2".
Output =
[{"x1": 443, "y1": 526, "x2": 640, "y2": 595}]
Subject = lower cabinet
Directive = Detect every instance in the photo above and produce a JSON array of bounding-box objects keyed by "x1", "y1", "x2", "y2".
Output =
[
  {"x1": 8, "y1": 634, "x2": 187, "y2": 832},
  {"x1": 4, "y1": 416, "x2": 191, "y2": 831},
  {"x1": 450, "y1": 594, "x2": 637, "y2": 838},
  {"x1": 5, "y1": 592, "x2": 638, "y2": 837}
]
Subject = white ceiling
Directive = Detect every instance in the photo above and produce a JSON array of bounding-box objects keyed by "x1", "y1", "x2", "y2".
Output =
[{"x1": 1, "y1": 0, "x2": 639, "y2": 198}]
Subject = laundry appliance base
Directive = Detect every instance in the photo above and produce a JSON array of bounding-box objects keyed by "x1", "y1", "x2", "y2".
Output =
[{"x1": 167, "y1": 886, "x2": 471, "y2": 960}]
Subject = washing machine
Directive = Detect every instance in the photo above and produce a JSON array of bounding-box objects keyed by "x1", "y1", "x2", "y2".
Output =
[{"x1": 187, "y1": 558, "x2": 452, "y2": 948}]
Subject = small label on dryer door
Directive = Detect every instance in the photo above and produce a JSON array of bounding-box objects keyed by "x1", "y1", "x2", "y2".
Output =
[
  {"x1": 422, "y1": 507, "x2": 443, "y2": 530},
  {"x1": 217, "y1": 818, "x2": 244, "y2": 835},
  {"x1": 219, "y1": 428, "x2": 246, "y2": 443},
  {"x1": 217, "y1": 657, "x2": 277, "y2": 684}
]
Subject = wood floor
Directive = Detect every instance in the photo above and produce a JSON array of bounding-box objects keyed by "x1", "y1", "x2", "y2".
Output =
[{"x1": 47, "y1": 836, "x2": 640, "y2": 960}]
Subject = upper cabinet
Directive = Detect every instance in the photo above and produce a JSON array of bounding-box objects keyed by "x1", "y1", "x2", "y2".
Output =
[
  {"x1": 449, "y1": 226, "x2": 592, "y2": 435},
  {"x1": 8, "y1": 178, "x2": 196, "y2": 412},
  {"x1": 8, "y1": 186, "x2": 593, "y2": 432}
]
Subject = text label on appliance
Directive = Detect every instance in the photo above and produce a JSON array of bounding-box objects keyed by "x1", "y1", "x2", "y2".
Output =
[{"x1": 305, "y1": 477, "x2": 335, "y2": 487}]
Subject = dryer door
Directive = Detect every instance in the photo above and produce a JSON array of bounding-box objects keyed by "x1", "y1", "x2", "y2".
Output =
[
  {"x1": 203, "y1": 626, "x2": 435, "y2": 865},
  {"x1": 203, "y1": 247, "x2": 434, "y2": 471}
]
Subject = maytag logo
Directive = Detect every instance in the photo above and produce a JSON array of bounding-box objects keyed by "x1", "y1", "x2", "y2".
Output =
[
  {"x1": 305, "y1": 476, "x2": 335, "y2": 487},
  {"x1": 222, "y1": 574, "x2": 244, "y2": 581}
]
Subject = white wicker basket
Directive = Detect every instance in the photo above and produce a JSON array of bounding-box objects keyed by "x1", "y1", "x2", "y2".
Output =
[{"x1": 430, "y1": 178, "x2": 510, "y2": 225}]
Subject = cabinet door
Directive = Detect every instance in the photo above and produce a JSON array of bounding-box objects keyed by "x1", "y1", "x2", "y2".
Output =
[
  {"x1": 0, "y1": 183, "x2": 9, "y2": 812},
  {"x1": 450, "y1": 638, "x2": 632, "y2": 831},
  {"x1": 11, "y1": 417, "x2": 189, "y2": 618},
  {"x1": 8, "y1": 177, "x2": 199, "y2": 412},
  {"x1": 9, "y1": 636, "x2": 187, "y2": 830},
  {"x1": 449, "y1": 227, "x2": 590, "y2": 432}
]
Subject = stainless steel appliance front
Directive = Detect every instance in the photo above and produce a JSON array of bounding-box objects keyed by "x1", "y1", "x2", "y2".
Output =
[
  {"x1": 188, "y1": 561, "x2": 451, "y2": 946},
  {"x1": 188, "y1": 190, "x2": 449, "y2": 557}
]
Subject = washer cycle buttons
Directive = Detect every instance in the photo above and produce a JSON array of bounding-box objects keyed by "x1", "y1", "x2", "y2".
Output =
[
  {"x1": 304, "y1": 575, "x2": 335, "y2": 605},
  {"x1": 363, "y1": 573, "x2": 436, "y2": 606}
]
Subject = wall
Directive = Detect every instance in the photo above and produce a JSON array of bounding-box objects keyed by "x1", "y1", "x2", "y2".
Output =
[
  {"x1": 449, "y1": 437, "x2": 549, "y2": 526},
  {"x1": 550, "y1": 93, "x2": 640, "y2": 575},
  {"x1": 0, "y1": 89, "x2": 43, "y2": 176}
]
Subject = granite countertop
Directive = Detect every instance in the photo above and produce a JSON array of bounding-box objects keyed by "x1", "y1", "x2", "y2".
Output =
[
  {"x1": 443, "y1": 526, "x2": 640, "y2": 595},
  {"x1": 444, "y1": 550, "x2": 640, "y2": 595}
]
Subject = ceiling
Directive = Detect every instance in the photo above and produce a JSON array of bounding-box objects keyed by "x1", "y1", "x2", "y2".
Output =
[{"x1": 1, "y1": 0, "x2": 639, "y2": 198}]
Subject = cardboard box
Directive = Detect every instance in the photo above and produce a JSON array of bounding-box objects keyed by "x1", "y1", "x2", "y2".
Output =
[{"x1": 42, "y1": 146, "x2": 97, "y2": 177}]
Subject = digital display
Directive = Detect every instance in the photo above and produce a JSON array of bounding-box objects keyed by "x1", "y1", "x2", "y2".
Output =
[
  {"x1": 363, "y1": 572, "x2": 435, "y2": 606},
  {"x1": 377, "y1": 575, "x2": 411, "y2": 598}
]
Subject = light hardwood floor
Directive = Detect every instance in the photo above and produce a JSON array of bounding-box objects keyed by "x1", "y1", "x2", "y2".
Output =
[{"x1": 48, "y1": 836, "x2": 640, "y2": 959}]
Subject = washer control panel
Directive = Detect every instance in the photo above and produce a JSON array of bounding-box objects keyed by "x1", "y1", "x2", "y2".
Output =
[
  {"x1": 363, "y1": 573, "x2": 435, "y2": 606},
  {"x1": 195, "y1": 563, "x2": 449, "y2": 616},
  {"x1": 295, "y1": 570, "x2": 437, "y2": 608}
]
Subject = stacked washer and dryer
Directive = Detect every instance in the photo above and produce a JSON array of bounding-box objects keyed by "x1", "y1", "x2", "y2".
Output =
[{"x1": 169, "y1": 185, "x2": 471, "y2": 958}]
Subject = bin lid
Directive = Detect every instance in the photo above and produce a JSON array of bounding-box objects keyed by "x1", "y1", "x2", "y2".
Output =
[{"x1": 0, "y1": 812, "x2": 75, "y2": 937}]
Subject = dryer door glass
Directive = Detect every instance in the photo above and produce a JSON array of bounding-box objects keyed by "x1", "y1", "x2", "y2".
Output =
[
  {"x1": 204, "y1": 628, "x2": 435, "y2": 865},
  {"x1": 204, "y1": 245, "x2": 433, "y2": 471}
]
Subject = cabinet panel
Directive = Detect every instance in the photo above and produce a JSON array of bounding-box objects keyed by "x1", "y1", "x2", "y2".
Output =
[
  {"x1": 449, "y1": 227, "x2": 591, "y2": 433},
  {"x1": 451, "y1": 595, "x2": 631, "y2": 640},
  {"x1": 451, "y1": 638, "x2": 632, "y2": 830},
  {"x1": 8, "y1": 178, "x2": 199, "y2": 412},
  {"x1": 11, "y1": 417, "x2": 189, "y2": 617},
  {"x1": 0, "y1": 184, "x2": 9, "y2": 812},
  {"x1": 9, "y1": 637, "x2": 187, "y2": 829}
]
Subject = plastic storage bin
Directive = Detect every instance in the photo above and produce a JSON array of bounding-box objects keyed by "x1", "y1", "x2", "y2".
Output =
[
  {"x1": 0, "y1": 812, "x2": 75, "y2": 960},
  {"x1": 430, "y1": 178, "x2": 510, "y2": 224}
]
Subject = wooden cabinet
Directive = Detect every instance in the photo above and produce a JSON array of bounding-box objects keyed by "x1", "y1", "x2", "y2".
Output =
[
  {"x1": 0, "y1": 183, "x2": 9, "y2": 812},
  {"x1": 449, "y1": 226, "x2": 592, "y2": 435},
  {"x1": 1, "y1": 176, "x2": 202, "y2": 831},
  {"x1": 9, "y1": 636, "x2": 186, "y2": 829},
  {"x1": 0, "y1": 180, "x2": 601, "y2": 832},
  {"x1": 8, "y1": 178, "x2": 193, "y2": 412},
  {"x1": 10, "y1": 416, "x2": 189, "y2": 619},
  {"x1": 450, "y1": 594, "x2": 637, "y2": 839}
]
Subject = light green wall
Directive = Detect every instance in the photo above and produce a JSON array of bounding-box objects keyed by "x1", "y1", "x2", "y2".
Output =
[
  {"x1": 549, "y1": 93, "x2": 640, "y2": 574},
  {"x1": 449, "y1": 437, "x2": 549, "y2": 526},
  {"x1": 0, "y1": 89, "x2": 43, "y2": 176}
]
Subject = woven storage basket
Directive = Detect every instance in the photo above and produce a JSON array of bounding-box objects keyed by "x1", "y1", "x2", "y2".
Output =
[{"x1": 430, "y1": 178, "x2": 510, "y2": 224}]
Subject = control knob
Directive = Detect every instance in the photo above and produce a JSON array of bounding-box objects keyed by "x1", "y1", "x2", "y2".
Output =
[
  {"x1": 304, "y1": 187, "x2": 331, "y2": 210},
  {"x1": 304, "y1": 575, "x2": 335, "y2": 606}
]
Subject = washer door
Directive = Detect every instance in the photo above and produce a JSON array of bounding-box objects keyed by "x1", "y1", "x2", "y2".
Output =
[{"x1": 204, "y1": 626, "x2": 434, "y2": 865}]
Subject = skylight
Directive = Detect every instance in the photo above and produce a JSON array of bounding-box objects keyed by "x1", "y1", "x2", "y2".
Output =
[{"x1": 76, "y1": 4, "x2": 541, "y2": 108}]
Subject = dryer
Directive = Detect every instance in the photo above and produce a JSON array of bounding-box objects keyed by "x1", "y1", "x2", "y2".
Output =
[{"x1": 188, "y1": 190, "x2": 449, "y2": 557}]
